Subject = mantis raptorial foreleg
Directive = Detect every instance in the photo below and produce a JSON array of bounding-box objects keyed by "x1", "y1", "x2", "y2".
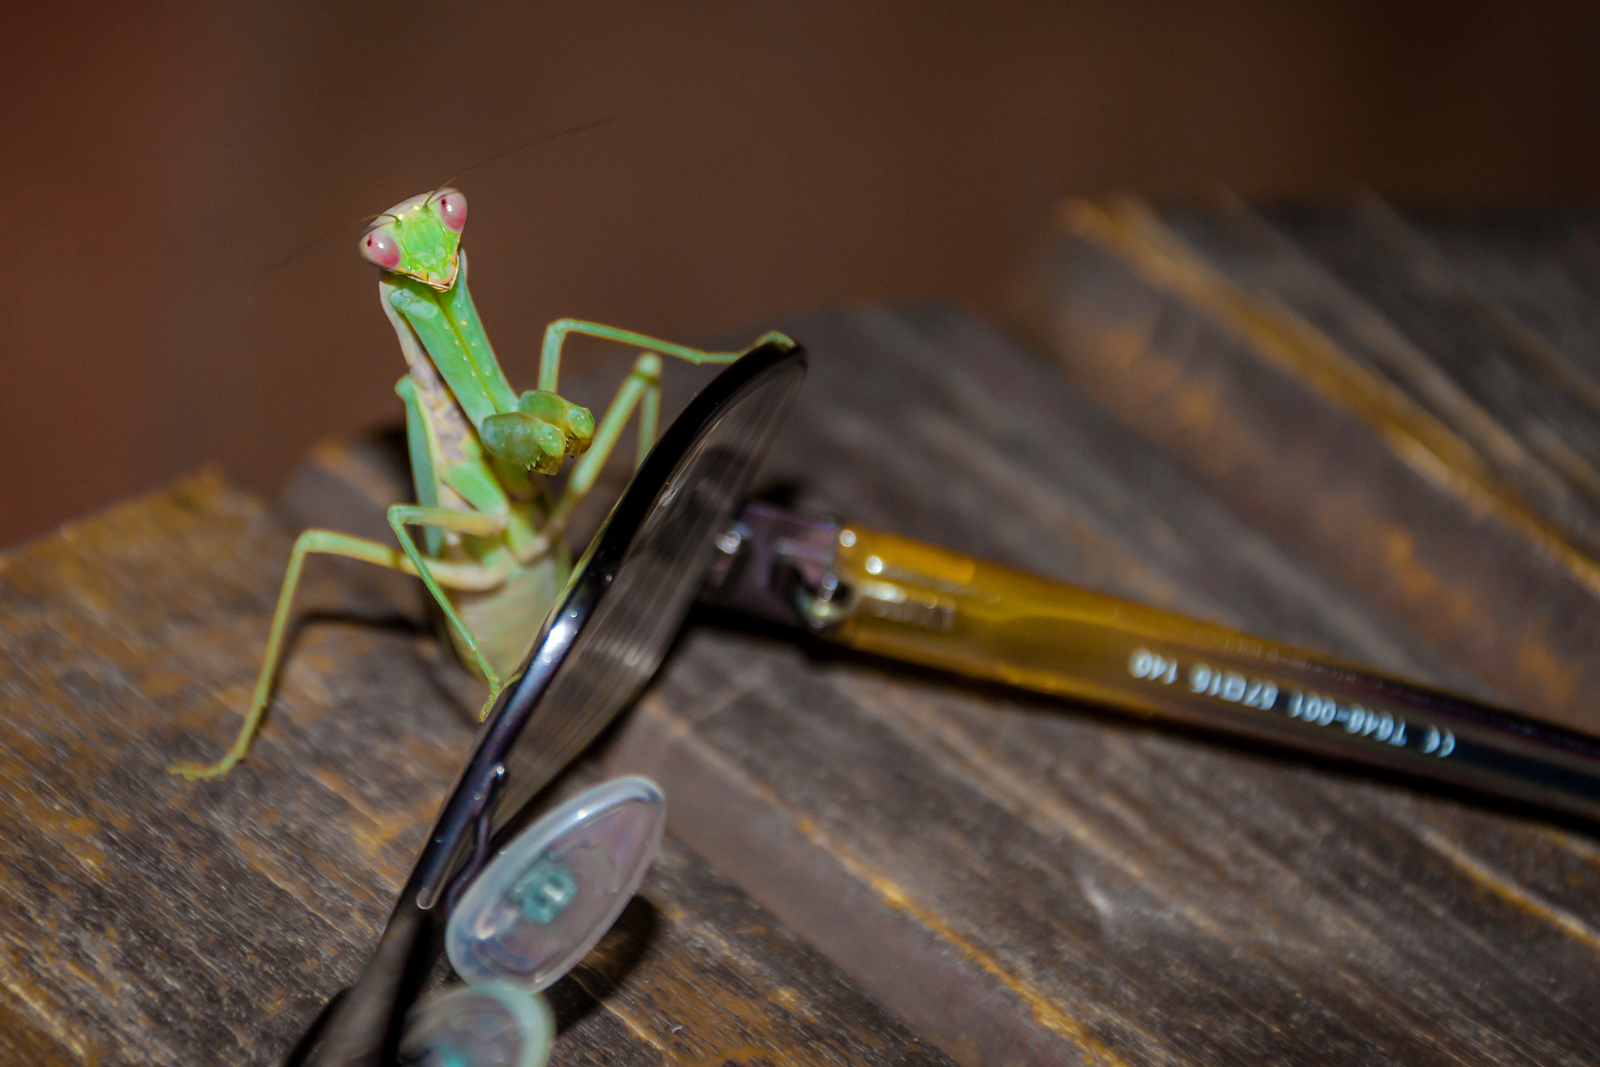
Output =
[{"x1": 168, "y1": 524, "x2": 509, "y2": 780}]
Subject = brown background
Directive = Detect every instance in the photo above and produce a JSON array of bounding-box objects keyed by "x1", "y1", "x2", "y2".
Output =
[{"x1": 4, "y1": 0, "x2": 1600, "y2": 548}]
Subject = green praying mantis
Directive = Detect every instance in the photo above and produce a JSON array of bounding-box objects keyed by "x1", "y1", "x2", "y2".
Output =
[{"x1": 169, "y1": 186, "x2": 793, "y2": 779}]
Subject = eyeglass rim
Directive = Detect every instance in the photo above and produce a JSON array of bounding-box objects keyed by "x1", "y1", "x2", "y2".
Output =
[{"x1": 411, "y1": 338, "x2": 807, "y2": 910}]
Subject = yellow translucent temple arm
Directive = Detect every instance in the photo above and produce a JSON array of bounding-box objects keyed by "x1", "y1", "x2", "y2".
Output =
[
  {"x1": 702, "y1": 505, "x2": 1600, "y2": 822},
  {"x1": 831, "y1": 524, "x2": 1407, "y2": 742}
]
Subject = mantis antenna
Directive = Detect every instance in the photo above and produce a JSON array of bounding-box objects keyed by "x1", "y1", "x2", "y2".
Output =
[
  {"x1": 258, "y1": 116, "x2": 615, "y2": 277},
  {"x1": 424, "y1": 115, "x2": 615, "y2": 204}
]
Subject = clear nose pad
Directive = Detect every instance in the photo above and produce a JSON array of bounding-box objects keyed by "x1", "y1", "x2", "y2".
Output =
[
  {"x1": 399, "y1": 983, "x2": 553, "y2": 1067},
  {"x1": 402, "y1": 777, "x2": 667, "y2": 1063},
  {"x1": 446, "y1": 775, "x2": 667, "y2": 989}
]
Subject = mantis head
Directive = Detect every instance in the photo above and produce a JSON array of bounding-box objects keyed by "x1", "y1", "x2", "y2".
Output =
[{"x1": 358, "y1": 188, "x2": 469, "y2": 290}]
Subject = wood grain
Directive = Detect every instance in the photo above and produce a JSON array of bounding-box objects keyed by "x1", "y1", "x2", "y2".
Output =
[
  {"x1": 612, "y1": 306, "x2": 1600, "y2": 1066},
  {"x1": 290, "y1": 301, "x2": 1600, "y2": 1064},
  {"x1": 0, "y1": 471, "x2": 952, "y2": 1066},
  {"x1": 10, "y1": 265, "x2": 1600, "y2": 1065},
  {"x1": 1017, "y1": 199, "x2": 1600, "y2": 730}
]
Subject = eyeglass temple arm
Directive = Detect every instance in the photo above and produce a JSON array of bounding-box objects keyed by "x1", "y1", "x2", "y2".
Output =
[{"x1": 701, "y1": 502, "x2": 1600, "y2": 825}]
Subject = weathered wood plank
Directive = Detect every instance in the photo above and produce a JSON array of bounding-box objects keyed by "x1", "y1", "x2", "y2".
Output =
[
  {"x1": 1259, "y1": 201, "x2": 1600, "y2": 548},
  {"x1": 619, "y1": 306, "x2": 1600, "y2": 1066},
  {"x1": 1161, "y1": 200, "x2": 1600, "y2": 553},
  {"x1": 0, "y1": 472, "x2": 953, "y2": 1066},
  {"x1": 558, "y1": 832, "x2": 955, "y2": 1067},
  {"x1": 21, "y1": 260, "x2": 1600, "y2": 1067},
  {"x1": 1017, "y1": 199, "x2": 1600, "y2": 730},
  {"x1": 289, "y1": 302, "x2": 1600, "y2": 1064},
  {"x1": 1408, "y1": 209, "x2": 1600, "y2": 389}
]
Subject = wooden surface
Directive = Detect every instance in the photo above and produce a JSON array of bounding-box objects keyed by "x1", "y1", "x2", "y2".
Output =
[
  {"x1": 284, "y1": 298, "x2": 1600, "y2": 1064},
  {"x1": 7, "y1": 211, "x2": 1600, "y2": 1066},
  {"x1": 1018, "y1": 198, "x2": 1600, "y2": 731},
  {"x1": 0, "y1": 472, "x2": 953, "y2": 1066},
  {"x1": 599, "y1": 305, "x2": 1600, "y2": 1065}
]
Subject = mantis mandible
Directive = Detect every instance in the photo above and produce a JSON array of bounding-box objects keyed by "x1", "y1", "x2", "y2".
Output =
[{"x1": 170, "y1": 186, "x2": 793, "y2": 779}]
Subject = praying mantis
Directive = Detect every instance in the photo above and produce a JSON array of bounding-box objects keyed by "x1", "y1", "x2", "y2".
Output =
[{"x1": 169, "y1": 186, "x2": 793, "y2": 779}]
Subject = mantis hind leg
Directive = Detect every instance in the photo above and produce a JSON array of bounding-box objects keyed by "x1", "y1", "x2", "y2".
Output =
[
  {"x1": 535, "y1": 353, "x2": 664, "y2": 542},
  {"x1": 525, "y1": 322, "x2": 796, "y2": 546},
  {"x1": 385, "y1": 504, "x2": 515, "y2": 728},
  {"x1": 537, "y1": 325, "x2": 793, "y2": 525},
  {"x1": 169, "y1": 525, "x2": 506, "y2": 780},
  {"x1": 535, "y1": 318, "x2": 795, "y2": 393}
]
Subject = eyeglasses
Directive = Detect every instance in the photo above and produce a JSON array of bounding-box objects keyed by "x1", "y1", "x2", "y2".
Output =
[{"x1": 287, "y1": 340, "x2": 806, "y2": 1066}]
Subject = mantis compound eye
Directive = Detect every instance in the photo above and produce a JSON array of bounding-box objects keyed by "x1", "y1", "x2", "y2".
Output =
[
  {"x1": 436, "y1": 189, "x2": 468, "y2": 233},
  {"x1": 359, "y1": 226, "x2": 402, "y2": 270}
]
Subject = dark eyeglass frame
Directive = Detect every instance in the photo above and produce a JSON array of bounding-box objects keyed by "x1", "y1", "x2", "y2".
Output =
[{"x1": 287, "y1": 340, "x2": 806, "y2": 1067}]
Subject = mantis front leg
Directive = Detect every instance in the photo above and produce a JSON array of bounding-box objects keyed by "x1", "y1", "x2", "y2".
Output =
[{"x1": 169, "y1": 512, "x2": 509, "y2": 780}]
